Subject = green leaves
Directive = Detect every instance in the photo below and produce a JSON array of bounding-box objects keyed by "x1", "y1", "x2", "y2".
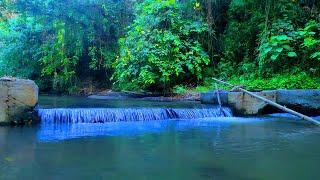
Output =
[
  {"x1": 310, "y1": 52, "x2": 320, "y2": 60},
  {"x1": 252, "y1": 3, "x2": 320, "y2": 79},
  {"x1": 40, "y1": 21, "x2": 78, "y2": 92},
  {"x1": 275, "y1": 47, "x2": 283, "y2": 53},
  {"x1": 2, "y1": 0, "x2": 320, "y2": 93},
  {"x1": 297, "y1": 20, "x2": 320, "y2": 62},
  {"x1": 258, "y1": 35, "x2": 295, "y2": 63},
  {"x1": 270, "y1": 54, "x2": 280, "y2": 61},
  {"x1": 288, "y1": 52, "x2": 297, "y2": 57},
  {"x1": 272, "y1": 35, "x2": 292, "y2": 42},
  {"x1": 303, "y1": 37, "x2": 318, "y2": 47},
  {"x1": 112, "y1": 0, "x2": 209, "y2": 91},
  {"x1": 0, "y1": 0, "x2": 135, "y2": 93}
]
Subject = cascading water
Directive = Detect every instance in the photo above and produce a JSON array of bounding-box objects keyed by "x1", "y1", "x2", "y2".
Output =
[{"x1": 38, "y1": 107, "x2": 233, "y2": 124}]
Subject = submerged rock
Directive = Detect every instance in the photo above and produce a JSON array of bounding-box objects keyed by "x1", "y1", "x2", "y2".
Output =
[{"x1": 0, "y1": 77, "x2": 39, "y2": 125}]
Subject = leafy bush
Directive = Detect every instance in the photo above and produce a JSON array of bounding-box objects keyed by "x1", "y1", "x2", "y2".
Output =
[
  {"x1": 112, "y1": 0, "x2": 210, "y2": 92},
  {"x1": 41, "y1": 22, "x2": 78, "y2": 92},
  {"x1": 219, "y1": 0, "x2": 320, "y2": 87},
  {"x1": 298, "y1": 20, "x2": 320, "y2": 61}
]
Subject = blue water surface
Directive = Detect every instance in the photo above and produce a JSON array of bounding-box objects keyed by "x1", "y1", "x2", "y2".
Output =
[{"x1": 1, "y1": 96, "x2": 320, "y2": 179}]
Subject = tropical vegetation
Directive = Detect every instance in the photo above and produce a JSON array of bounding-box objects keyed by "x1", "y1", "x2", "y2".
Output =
[{"x1": 0, "y1": 0, "x2": 319, "y2": 94}]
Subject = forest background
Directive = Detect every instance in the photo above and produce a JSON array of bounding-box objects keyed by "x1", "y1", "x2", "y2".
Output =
[{"x1": 0, "y1": 0, "x2": 319, "y2": 94}]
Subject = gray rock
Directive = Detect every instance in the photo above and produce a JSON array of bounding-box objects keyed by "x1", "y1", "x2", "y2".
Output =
[
  {"x1": 277, "y1": 90, "x2": 320, "y2": 114},
  {"x1": 227, "y1": 91, "x2": 276, "y2": 115},
  {"x1": 200, "y1": 90, "x2": 228, "y2": 104},
  {"x1": 0, "y1": 77, "x2": 39, "y2": 125}
]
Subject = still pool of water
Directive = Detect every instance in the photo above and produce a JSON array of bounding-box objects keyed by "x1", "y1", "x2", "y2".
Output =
[
  {"x1": 1, "y1": 117, "x2": 320, "y2": 179},
  {"x1": 1, "y1": 96, "x2": 320, "y2": 179}
]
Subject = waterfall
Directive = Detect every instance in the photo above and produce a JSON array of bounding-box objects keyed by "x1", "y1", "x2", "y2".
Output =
[{"x1": 38, "y1": 107, "x2": 233, "y2": 124}]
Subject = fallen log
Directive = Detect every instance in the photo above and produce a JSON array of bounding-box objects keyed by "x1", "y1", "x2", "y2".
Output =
[{"x1": 212, "y1": 78, "x2": 320, "y2": 126}]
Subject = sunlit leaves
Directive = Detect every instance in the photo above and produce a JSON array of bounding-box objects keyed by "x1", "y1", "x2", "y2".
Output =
[
  {"x1": 288, "y1": 52, "x2": 297, "y2": 57},
  {"x1": 303, "y1": 37, "x2": 318, "y2": 47},
  {"x1": 112, "y1": 0, "x2": 209, "y2": 91},
  {"x1": 297, "y1": 20, "x2": 320, "y2": 61},
  {"x1": 258, "y1": 34, "x2": 296, "y2": 63},
  {"x1": 41, "y1": 21, "x2": 78, "y2": 91},
  {"x1": 310, "y1": 52, "x2": 320, "y2": 60}
]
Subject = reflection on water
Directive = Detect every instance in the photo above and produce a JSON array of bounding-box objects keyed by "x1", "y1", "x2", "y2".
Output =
[
  {"x1": 1, "y1": 116, "x2": 320, "y2": 179},
  {"x1": 37, "y1": 119, "x2": 234, "y2": 141}
]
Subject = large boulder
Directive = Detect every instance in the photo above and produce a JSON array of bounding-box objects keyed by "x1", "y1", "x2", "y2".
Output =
[{"x1": 0, "y1": 77, "x2": 39, "y2": 125}]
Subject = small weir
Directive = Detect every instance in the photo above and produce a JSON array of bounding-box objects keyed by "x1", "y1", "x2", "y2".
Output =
[{"x1": 38, "y1": 107, "x2": 233, "y2": 124}]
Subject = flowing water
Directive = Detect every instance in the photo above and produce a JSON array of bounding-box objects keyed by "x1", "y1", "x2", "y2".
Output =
[{"x1": 0, "y1": 96, "x2": 320, "y2": 179}]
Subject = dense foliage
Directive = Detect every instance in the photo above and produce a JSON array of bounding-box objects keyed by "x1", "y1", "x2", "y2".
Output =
[
  {"x1": 0, "y1": 0, "x2": 134, "y2": 93},
  {"x1": 112, "y1": 0, "x2": 209, "y2": 91},
  {"x1": 0, "y1": 0, "x2": 319, "y2": 93},
  {"x1": 218, "y1": 0, "x2": 320, "y2": 89}
]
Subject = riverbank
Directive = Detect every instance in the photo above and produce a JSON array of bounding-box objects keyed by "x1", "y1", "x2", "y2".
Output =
[{"x1": 1, "y1": 77, "x2": 319, "y2": 126}]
